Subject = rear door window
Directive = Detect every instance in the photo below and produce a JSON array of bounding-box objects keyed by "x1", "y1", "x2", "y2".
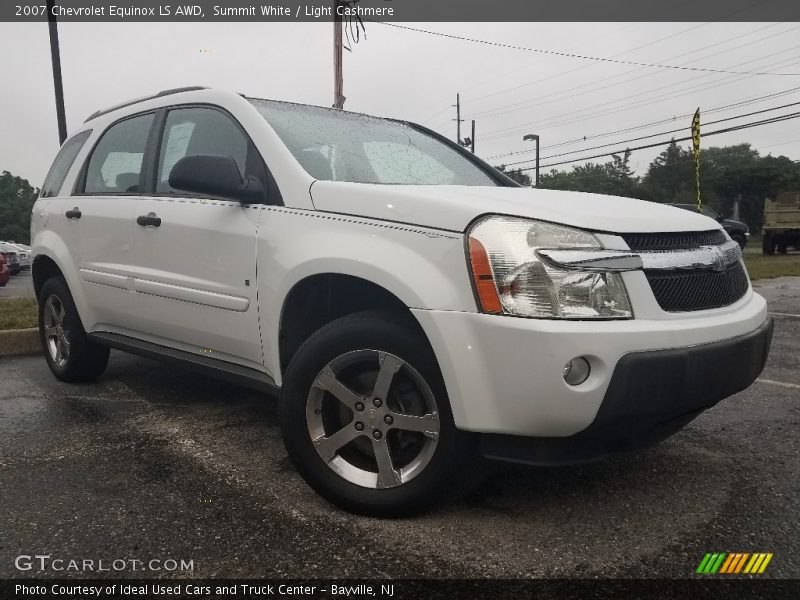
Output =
[
  {"x1": 83, "y1": 113, "x2": 155, "y2": 194},
  {"x1": 40, "y1": 130, "x2": 91, "y2": 198}
]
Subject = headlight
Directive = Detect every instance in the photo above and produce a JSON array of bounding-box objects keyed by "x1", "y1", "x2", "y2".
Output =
[{"x1": 467, "y1": 215, "x2": 632, "y2": 319}]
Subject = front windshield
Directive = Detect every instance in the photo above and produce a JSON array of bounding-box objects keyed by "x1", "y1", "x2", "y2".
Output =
[{"x1": 249, "y1": 98, "x2": 499, "y2": 187}]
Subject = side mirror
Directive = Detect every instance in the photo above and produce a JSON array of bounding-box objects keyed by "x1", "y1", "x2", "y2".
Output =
[{"x1": 168, "y1": 154, "x2": 264, "y2": 203}]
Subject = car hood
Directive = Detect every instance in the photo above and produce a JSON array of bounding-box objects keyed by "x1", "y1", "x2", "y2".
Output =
[{"x1": 309, "y1": 182, "x2": 721, "y2": 234}]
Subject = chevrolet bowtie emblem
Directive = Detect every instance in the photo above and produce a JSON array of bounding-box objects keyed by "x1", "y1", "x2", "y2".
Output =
[{"x1": 707, "y1": 245, "x2": 727, "y2": 272}]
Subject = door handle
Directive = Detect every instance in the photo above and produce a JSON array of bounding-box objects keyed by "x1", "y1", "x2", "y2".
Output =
[
  {"x1": 136, "y1": 213, "x2": 161, "y2": 227},
  {"x1": 65, "y1": 207, "x2": 81, "y2": 219}
]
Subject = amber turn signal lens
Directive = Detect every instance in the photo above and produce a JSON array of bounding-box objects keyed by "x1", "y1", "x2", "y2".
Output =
[{"x1": 468, "y1": 237, "x2": 502, "y2": 314}]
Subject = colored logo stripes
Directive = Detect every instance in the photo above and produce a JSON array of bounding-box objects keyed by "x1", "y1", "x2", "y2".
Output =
[{"x1": 696, "y1": 552, "x2": 773, "y2": 574}]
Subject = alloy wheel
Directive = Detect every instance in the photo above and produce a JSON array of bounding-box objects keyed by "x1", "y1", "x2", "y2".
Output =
[
  {"x1": 43, "y1": 294, "x2": 71, "y2": 368},
  {"x1": 306, "y1": 350, "x2": 440, "y2": 489}
]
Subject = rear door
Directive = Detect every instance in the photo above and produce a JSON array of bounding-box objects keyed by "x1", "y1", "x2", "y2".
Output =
[
  {"x1": 127, "y1": 105, "x2": 265, "y2": 368},
  {"x1": 64, "y1": 112, "x2": 155, "y2": 332}
]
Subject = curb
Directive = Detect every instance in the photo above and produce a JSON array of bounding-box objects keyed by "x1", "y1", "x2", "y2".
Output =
[{"x1": 0, "y1": 328, "x2": 40, "y2": 357}]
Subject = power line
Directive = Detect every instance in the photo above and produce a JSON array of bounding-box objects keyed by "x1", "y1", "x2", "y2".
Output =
[
  {"x1": 463, "y1": 21, "x2": 722, "y2": 108},
  {"x1": 374, "y1": 21, "x2": 800, "y2": 77},
  {"x1": 416, "y1": 2, "x2": 778, "y2": 120},
  {"x1": 471, "y1": 23, "x2": 800, "y2": 121},
  {"x1": 516, "y1": 112, "x2": 800, "y2": 171},
  {"x1": 500, "y1": 100, "x2": 800, "y2": 167},
  {"x1": 416, "y1": 21, "x2": 711, "y2": 125},
  {"x1": 487, "y1": 85, "x2": 800, "y2": 160},
  {"x1": 418, "y1": 21, "x2": 794, "y2": 129},
  {"x1": 480, "y1": 52, "x2": 800, "y2": 142},
  {"x1": 757, "y1": 136, "x2": 800, "y2": 152},
  {"x1": 479, "y1": 48, "x2": 800, "y2": 139}
]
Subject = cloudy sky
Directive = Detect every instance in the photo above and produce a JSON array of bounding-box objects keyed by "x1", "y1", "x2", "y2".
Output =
[{"x1": 1, "y1": 21, "x2": 799, "y2": 186}]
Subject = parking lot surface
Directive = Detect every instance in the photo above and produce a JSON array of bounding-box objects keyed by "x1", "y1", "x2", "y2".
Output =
[
  {"x1": 0, "y1": 269, "x2": 34, "y2": 299},
  {"x1": 1, "y1": 279, "x2": 798, "y2": 579}
]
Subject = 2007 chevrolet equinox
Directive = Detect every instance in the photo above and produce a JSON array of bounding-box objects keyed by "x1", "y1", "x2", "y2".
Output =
[{"x1": 31, "y1": 87, "x2": 772, "y2": 515}]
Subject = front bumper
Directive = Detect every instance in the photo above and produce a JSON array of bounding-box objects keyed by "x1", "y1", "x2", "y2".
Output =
[
  {"x1": 411, "y1": 290, "x2": 769, "y2": 437},
  {"x1": 481, "y1": 317, "x2": 772, "y2": 465}
]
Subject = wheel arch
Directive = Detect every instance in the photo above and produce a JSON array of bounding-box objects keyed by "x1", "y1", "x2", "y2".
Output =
[
  {"x1": 32, "y1": 254, "x2": 63, "y2": 300},
  {"x1": 277, "y1": 273, "x2": 430, "y2": 377},
  {"x1": 31, "y1": 238, "x2": 94, "y2": 331}
]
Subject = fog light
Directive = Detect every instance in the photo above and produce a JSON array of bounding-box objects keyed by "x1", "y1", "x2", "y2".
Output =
[{"x1": 563, "y1": 357, "x2": 591, "y2": 386}]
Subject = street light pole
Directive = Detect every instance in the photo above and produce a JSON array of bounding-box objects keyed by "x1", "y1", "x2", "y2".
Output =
[
  {"x1": 46, "y1": 0, "x2": 67, "y2": 145},
  {"x1": 523, "y1": 133, "x2": 539, "y2": 187}
]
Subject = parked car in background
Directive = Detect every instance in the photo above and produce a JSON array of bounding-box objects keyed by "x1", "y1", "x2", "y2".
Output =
[
  {"x1": 0, "y1": 254, "x2": 9, "y2": 287},
  {"x1": 0, "y1": 243, "x2": 21, "y2": 275},
  {"x1": 669, "y1": 204, "x2": 749, "y2": 249},
  {"x1": 31, "y1": 88, "x2": 772, "y2": 516},
  {"x1": 3, "y1": 242, "x2": 30, "y2": 270},
  {"x1": 762, "y1": 192, "x2": 800, "y2": 255}
]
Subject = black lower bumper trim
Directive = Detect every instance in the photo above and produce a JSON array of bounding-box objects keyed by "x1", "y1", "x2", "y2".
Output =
[{"x1": 481, "y1": 317, "x2": 774, "y2": 466}]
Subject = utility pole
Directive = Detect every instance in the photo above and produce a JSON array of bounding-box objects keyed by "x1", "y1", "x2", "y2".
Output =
[
  {"x1": 523, "y1": 133, "x2": 540, "y2": 187},
  {"x1": 46, "y1": 0, "x2": 67, "y2": 144},
  {"x1": 453, "y1": 93, "x2": 463, "y2": 144},
  {"x1": 332, "y1": 1, "x2": 345, "y2": 109},
  {"x1": 459, "y1": 119, "x2": 476, "y2": 153}
]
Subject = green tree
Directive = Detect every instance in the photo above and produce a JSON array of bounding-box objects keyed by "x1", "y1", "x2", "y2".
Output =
[
  {"x1": 0, "y1": 171, "x2": 39, "y2": 245},
  {"x1": 537, "y1": 140, "x2": 799, "y2": 233},
  {"x1": 640, "y1": 140, "x2": 694, "y2": 203},
  {"x1": 495, "y1": 164, "x2": 532, "y2": 186},
  {"x1": 538, "y1": 150, "x2": 641, "y2": 198}
]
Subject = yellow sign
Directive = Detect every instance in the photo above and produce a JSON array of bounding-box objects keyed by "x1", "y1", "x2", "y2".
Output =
[{"x1": 692, "y1": 108, "x2": 701, "y2": 211}]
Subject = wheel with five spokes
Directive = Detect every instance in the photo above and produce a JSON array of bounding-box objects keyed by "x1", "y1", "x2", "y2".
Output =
[
  {"x1": 279, "y1": 311, "x2": 475, "y2": 516},
  {"x1": 38, "y1": 277, "x2": 109, "y2": 382}
]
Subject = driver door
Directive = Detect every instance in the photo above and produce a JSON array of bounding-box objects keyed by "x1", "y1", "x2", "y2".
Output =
[{"x1": 128, "y1": 106, "x2": 266, "y2": 369}]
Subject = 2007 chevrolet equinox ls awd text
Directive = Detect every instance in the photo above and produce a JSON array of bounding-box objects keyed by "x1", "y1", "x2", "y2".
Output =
[{"x1": 30, "y1": 87, "x2": 773, "y2": 516}]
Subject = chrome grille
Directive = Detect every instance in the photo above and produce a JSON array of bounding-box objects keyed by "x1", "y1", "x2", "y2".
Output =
[
  {"x1": 622, "y1": 230, "x2": 728, "y2": 252},
  {"x1": 622, "y1": 231, "x2": 748, "y2": 312}
]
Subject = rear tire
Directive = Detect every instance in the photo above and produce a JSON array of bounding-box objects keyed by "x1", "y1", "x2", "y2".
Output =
[
  {"x1": 38, "y1": 277, "x2": 109, "y2": 382},
  {"x1": 279, "y1": 310, "x2": 475, "y2": 517},
  {"x1": 762, "y1": 233, "x2": 775, "y2": 255}
]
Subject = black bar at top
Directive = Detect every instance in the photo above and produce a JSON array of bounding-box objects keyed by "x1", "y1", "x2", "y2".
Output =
[{"x1": 4, "y1": 0, "x2": 800, "y2": 22}]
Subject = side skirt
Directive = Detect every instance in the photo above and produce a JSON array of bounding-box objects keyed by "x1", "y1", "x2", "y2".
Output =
[{"x1": 87, "y1": 331, "x2": 279, "y2": 395}]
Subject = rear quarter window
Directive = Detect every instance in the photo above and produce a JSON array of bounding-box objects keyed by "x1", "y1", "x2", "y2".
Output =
[{"x1": 40, "y1": 131, "x2": 92, "y2": 198}]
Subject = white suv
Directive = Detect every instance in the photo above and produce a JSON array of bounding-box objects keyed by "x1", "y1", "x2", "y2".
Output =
[{"x1": 31, "y1": 87, "x2": 772, "y2": 515}]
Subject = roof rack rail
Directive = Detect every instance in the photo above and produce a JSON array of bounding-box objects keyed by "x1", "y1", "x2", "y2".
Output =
[{"x1": 84, "y1": 86, "x2": 208, "y2": 123}]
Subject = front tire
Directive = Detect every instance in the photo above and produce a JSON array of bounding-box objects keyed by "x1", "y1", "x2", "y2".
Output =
[
  {"x1": 38, "y1": 277, "x2": 109, "y2": 382},
  {"x1": 279, "y1": 311, "x2": 475, "y2": 517}
]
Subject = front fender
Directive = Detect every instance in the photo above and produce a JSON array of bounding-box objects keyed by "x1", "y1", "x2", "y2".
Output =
[{"x1": 256, "y1": 208, "x2": 477, "y2": 383}]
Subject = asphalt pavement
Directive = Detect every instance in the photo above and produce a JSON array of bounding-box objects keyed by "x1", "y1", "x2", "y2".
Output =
[
  {"x1": 0, "y1": 279, "x2": 798, "y2": 579},
  {"x1": 0, "y1": 269, "x2": 34, "y2": 299}
]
